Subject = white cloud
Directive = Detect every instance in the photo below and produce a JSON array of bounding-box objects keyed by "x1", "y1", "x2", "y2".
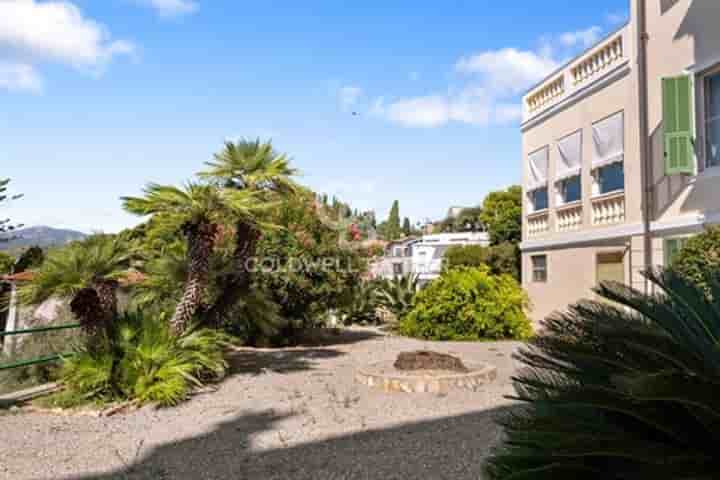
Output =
[
  {"x1": 370, "y1": 25, "x2": 605, "y2": 129},
  {"x1": 0, "y1": 1, "x2": 135, "y2": 72},
  {"x1": 606, "y1": 11, "x2": 629, "y2": 25},
  {"x1": 456, "y1": 48, "x2": 559, "y2": 94},
  {"x1": 0, "y1": 62, "x2": 43, "y2": 93},
  {"x1": 559, "y1": 26, "x2": 603, "y2": 49},
  {"x1": 135, "y1": 0, "x2": 198, "y2": 17},
  {"x1": 338, "y1": 85, "x2": 363, "y2": 111}
]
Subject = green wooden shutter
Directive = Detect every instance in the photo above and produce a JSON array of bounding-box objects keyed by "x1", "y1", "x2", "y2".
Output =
[{"x1": 663, "y1": 75, "x2": 695, "y2": 175}]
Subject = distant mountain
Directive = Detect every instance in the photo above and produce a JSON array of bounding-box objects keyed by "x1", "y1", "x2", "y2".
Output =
[{"x1": 0, "y1": 226, "x2": 87, "y2": 251}]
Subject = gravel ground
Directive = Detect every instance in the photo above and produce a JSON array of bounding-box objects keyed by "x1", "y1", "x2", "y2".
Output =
[{"x1": 0, "y1": 328, "x2": 521, "y2": 480}]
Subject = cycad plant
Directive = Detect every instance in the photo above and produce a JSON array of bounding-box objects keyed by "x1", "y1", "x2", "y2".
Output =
[
  {"x1": 122, "y1": 183, "x2": 261, "y2": 335},
  {"x1": 59, "y1": 311, "x2": 232, "y2": 407},
  {"x1": 17, "y1": 234, "x2": 130, "y2": 344},
  {"x1": 197, "y1": 139, "x2": 299, "y2": 327},
  {"x1": 377, "y1": 274, "x2": 419, "y2": 318},
  {"x1": 485, "y1": 269, "x2": 720, "y2": 479}
]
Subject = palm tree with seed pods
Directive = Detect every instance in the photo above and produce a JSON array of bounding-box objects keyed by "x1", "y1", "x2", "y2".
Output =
[
  {"x1": 122, "y1": 182, "x2": 262, "y2": 336},
  {"x1": 197, "y1": 139, "x2": 299, "y2": 328}
]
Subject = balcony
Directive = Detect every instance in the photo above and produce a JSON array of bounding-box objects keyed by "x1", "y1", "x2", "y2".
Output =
[
  {"x1": 527, "y1": 210, "x2": 550, "y2": 237},
  {"x1": 556, "y1": 202, "x2": 583, "y2": 232},
  {"x1": 522, "y1": 26, "x2": 630, "y2": 124},
  {"x1": 591, "y1": 191, "x2": 625, "y2": 225}
]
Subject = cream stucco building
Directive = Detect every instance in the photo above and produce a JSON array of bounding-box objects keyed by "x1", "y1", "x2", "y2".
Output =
[{"x1": 521, "y1": 0, "x2": 720, "y2": 323}]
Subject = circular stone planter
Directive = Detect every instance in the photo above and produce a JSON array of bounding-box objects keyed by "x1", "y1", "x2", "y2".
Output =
[{"x1": 355, "y1": 360, "x2": 497, "y2": 394}]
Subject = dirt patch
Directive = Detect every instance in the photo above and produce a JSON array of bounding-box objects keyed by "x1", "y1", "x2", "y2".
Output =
[{"x1": 394, "y1": 351, "x2": 468, "y2": 373}]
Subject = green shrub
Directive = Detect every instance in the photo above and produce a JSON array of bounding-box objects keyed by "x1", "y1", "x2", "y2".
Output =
[
  {"x1": 338, "y1": 280, "x2": 384, "y2": 325},
  {"x1": 58, "y1": 311, "x2": 232, "y2": 407},
  {"x1": 399, "y1": 267, "x2": 531, "y2": 341},
  {"x1": 377, "y1": 274, "x2": 419, "y2": 319},
  {"x1": 670, "y1": 226, "x2": 720, "y2": 296},
  {"x1": 444, "y1": 243, "x2": 520, "y2": 280},
  {"x1": 485, "y1": 269, "x2": 720, "y2": 479}
]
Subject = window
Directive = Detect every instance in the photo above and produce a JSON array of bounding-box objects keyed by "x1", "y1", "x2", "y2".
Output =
[
  {"x1": 404, "y1": 246, "x2": 412, "y2": 257},
  {"x1": 530, "y1": 187, "x2": 549, "y2": 211},
  {"x1": 663, "y1": 75, "x2": 695, "y2": 175},
  {"x1": 559, "y1": 175, "x2": 582, "y2": 203},
  {"x1": 597, "y1": 162, "x2": 625, "y2": 194},
  {"x1": 706, "y1": 73, "x2": 720, "y2": 168},
  {"x1": 556, "y1": 130, "x2": 582, "y2": 204},
  {"x1": 664, "y1": 237, "x2": 689, "y2": 266},
  {"x1": 392, "y1": 263, "x2": 404, "y2": 276},
  {"x1": 531, "y1": 255, "x2": 547, "y2": 282},
  {"x1": 394, "y1": 247, "x2": 402, "y2": 257},
  {"x1": 527, "y1": 146, "x2": 549, "y2": 212},
  {"x1": 592, "y1": 112, "x2": 625, "y2": 195}
]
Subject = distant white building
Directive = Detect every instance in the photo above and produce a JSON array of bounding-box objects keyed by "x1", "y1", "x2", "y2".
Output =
[
  {"x1": 370, "y1": 232, "x2": 490, "y2": 283},
  {"x1": 412, "y1": 232, "x2": 490, "y2": 283}
]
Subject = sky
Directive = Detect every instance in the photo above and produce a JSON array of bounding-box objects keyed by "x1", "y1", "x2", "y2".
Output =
[{"x1": 1, "y1": 0, "x2": 629, "y2": 233}]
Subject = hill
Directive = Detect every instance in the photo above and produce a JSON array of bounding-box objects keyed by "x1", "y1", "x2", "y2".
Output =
[{"x1": 0, "y1": 226, "x2": 87, "y2": 251}]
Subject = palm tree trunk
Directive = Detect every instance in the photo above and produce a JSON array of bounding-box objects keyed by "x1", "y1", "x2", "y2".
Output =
[
  {"x1": 203, "y1": 221, "x2": 260, "y2": 328},
  {"x1": 171, "y1": 222, "x2": 217, "y2": 336}
]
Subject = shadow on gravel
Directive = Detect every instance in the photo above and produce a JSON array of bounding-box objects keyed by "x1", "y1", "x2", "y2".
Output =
[
  {"x1": 226, "y1": 348, "x2": 346, "y2": 375},
  {"x1": 64, "y1": 405, "x2": 514, "y2": 480}
]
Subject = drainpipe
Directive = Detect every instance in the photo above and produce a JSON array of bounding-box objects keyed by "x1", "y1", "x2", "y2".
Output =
[{"x1": 636, "y1": 0, "x2": 653, "y2": 293}]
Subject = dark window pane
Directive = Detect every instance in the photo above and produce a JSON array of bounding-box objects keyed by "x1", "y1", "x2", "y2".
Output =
[
  {"x1": 563, "y1": 176, "x2": 582, "y2": 203},
  {"x1": 599, "y1": 162, "x2": 624, "y2": 194},
  {"x1": 707, "y1": 119, "x2": 720, "y2": 167},
  {"x1": 533, "y1": 188, "x2": 548, "y2": 210},
  {"x1": 531, "y1": 255, "x2": 547, "y2": 283},
  {"x1": 709, "y1": 74, "x2": 720, "y2": 119}
]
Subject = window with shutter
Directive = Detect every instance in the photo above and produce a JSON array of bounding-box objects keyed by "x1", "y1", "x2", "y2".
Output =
[{"x1": 663, "y1": 75, "x2": 695, "y2": 175}]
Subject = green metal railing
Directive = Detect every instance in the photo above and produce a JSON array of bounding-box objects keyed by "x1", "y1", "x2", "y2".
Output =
[{"x1": 0, "y1": 323, "x2": 80, "y2": 371}]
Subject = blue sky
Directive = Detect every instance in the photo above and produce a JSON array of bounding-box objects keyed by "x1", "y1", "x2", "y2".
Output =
[{"x1": 2, "y1": 0, "x2": 629, "y2": 233}]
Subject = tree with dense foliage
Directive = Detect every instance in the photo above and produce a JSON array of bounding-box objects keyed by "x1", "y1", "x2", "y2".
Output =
[
  {"x1": 479, "y1": 186, "x2": 522, "y2": 245},
  {"x1": 383, "y1": 200, "x2": 401, "y2": 240},
  {"x1": 485, "y1": 269, "x2": 720, "y2": 479},
  {"x1": 670, "y1": 226, "x2": 720, "y2": 297},
  {"x1": 0, "y1": 251, "x2": 13, "y2": 274},
  {"x1": 444, "y1": 243, "x2": 520, "y2": 280},
  {"x1": 122, "y1": 183, "x2": 261, "y2": 335},
  {"x1": 14, "y1": 246, "x2": 45, "y2": 273},
  {"x1": 0, "y1": 178, "x2": 23, "y2": 242},
  {"x1": 438, "y1": 206, "x2": 484, "y2": 233},
  {"x1": 402, "y1": 217, "x2": 411, "y2": 237},
  {"x1": 197, "y1": 139, "x2": 299, "y2": 329},
  {"x1": 399, "y1": 267, "x2": 531, "y2": 341}
]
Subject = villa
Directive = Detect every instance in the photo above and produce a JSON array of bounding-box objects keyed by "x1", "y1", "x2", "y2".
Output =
[{"x1": 521, "y1": 0, "x2": 720, "y2": 322}]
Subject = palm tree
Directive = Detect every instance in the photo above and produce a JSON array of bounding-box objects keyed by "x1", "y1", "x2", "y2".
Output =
[
  {"x1": 17, "y1": 234, "x2": 130, "y2": 342},
  {"x1": 122, "y1": 183, "x2": 261, "y2": 335},
  {"x1": 197, "y1": 139, "x2": 299, "y2": 327},
  {"x1": 485, "y1": 269, "x2": 720, "y2": 479}
]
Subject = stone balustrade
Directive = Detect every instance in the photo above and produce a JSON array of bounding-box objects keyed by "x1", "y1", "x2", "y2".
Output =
[
  {"x1": 527, "y1": 211, "x2": 550, "y2": 237},
  {"x1": 556, "y1": 202, "x2": 583, "y2": 232},
  {"x1": 526, "y1": 76, "x2": 565, "y2": 113},
  {"x1": 591, "y1": 192, "x2": 625, "y2": 225},
  {"x1": 571, "y1": 35, "x2": 624, "y2": 87}
]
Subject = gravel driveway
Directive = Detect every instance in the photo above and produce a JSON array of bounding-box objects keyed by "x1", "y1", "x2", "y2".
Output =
[{"x1": 0, "y1": 328, "x2": 521, "y2": 480}]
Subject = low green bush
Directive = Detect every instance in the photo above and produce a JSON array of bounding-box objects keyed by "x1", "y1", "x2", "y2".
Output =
[
  {"x1": 670, "y1": 225, "x2": 720, "y2": 296},
  {"x1": 57, "y1": 311, "x2": 232, "y2": 407},
  {"x1": 399, "y1": 267, "x2": 531, "y2": 341}
]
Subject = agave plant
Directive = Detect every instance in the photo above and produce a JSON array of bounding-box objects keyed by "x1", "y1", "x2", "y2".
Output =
[
  {"x1": 377, "y1": 274, "x2": 419, "y2": 318},
  {"x1": 339, "y1": 280, "x2": 383, "y2": 325},
  {"x1": 485, "y1": 269, "x2": 720, "y2": 479}
]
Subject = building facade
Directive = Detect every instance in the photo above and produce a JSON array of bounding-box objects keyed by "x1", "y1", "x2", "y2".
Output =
[{"x1": 521, "y1": 0, "x2": 720, "y2": 323}]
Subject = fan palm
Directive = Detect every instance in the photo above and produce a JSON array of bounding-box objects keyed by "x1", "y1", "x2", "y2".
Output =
[
  {"x1": 377, "y1": 274, "x2": 419, "y2": 318},
  {"x1": 197, "y1": 139, "x2": 299, "y2": 327},
  {"x1": 17, "y1": 234, "x2": 130, "y2": 341},
  {"x1": 485, "y1": 269, "x2": 720, "y2": 479},
  {"x1": 122, "y1": 182, "x2": 261, "y2": 335}
]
